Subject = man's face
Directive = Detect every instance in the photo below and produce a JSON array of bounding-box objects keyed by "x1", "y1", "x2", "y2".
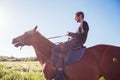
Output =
[{"x1": 75, "y1": 14, "x2": 83, "y2": 23}]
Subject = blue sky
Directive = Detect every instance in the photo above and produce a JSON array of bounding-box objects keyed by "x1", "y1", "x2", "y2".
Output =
[{"x1": 0, "y1": 0, "x2": 120, "y2": 57}]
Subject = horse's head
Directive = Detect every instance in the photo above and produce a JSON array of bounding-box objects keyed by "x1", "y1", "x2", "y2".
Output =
[{"x1": 12, "y1": 26, "x2": 39, "y2": 47}]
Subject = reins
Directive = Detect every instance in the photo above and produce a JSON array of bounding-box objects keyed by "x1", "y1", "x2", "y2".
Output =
[{"x1": 47, "y1": 35, "x2": 67, "y2": 39}]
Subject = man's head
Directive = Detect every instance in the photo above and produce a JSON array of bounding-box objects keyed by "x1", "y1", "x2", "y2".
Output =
[{"x1": 75, "y1": 11, "x2": 84, "y2": 23}]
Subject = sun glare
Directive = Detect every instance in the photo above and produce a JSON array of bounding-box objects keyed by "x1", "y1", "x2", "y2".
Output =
[
  {"x1": 0, "y1": 7, "x2": 11, "y2": 31},
  {"x1": 0, "y1": 10, "x2": 6, "y2": 26}
]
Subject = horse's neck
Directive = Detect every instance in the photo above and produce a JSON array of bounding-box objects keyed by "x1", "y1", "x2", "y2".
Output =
[{"x1": 32, "y1": 34, "x2": 55, "y2": 65}]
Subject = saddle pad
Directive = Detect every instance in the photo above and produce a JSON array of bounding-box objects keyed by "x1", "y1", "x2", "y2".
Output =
[{"x1": 65, "y1": 47, "x2": 86, "y2": 64}]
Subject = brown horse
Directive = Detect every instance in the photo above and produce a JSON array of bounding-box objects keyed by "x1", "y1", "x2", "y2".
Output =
[{"x1": 12, "y1": 26, "x2": 120, "y2": 80}]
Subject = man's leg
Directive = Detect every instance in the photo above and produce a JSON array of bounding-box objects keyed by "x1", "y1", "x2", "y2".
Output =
[{"x1": 51, "y1": 44, "x2": 64, "y2": 70}]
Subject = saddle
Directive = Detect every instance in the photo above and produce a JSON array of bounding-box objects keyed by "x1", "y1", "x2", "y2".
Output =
[
  {"x1": 51, "y1": 44, "x2": 86, "y2": 65},
  {"x1": 65, "y1": 47, "x2": 86, "y2": 64}
]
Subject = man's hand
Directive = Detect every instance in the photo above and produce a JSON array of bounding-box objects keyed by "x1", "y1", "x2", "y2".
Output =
[
  {"x1": 67, "y1": 32, "x2": 78, "y2": 38},
  {"x1": 66, "y1": 32, "x2": 71, "y2": 36}
]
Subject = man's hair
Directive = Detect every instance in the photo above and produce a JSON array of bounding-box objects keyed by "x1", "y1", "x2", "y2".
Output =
[{"x1": 75, "y1": 11, "x2": 84, "y2": 19}]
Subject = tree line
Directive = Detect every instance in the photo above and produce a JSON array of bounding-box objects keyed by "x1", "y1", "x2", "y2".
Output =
[{"x1": 0, "y1": 56, "x2": 38, "y2": 61}]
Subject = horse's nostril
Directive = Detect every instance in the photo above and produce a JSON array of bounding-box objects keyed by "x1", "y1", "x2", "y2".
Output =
[
  {"x1": 12, "y1": 39, "x2": 16, "y2": 44},
  {"x1": 12, "y1": 39, "x2": 18, "y2": 44}
]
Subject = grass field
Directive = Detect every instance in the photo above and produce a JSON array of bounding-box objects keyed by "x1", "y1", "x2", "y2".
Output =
[
  {"x1": 0, "y1": 61, "x2": 105, "y2": 80},
  {"x1": 0, "y1": 61, "x2": 45, "y2": 80}
]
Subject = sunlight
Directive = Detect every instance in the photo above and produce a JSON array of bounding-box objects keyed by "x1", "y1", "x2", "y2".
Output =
[
  {"x1": 0, "y1": 7, "x2": 11, "y2": 33},
  {"x1": 0, "y1": 9, "x2": 6, "y2": 26}
]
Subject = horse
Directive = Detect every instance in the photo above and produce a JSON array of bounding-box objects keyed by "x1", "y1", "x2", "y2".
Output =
[{"x1": 12, "y1": 26, "x2": 120, "y2": 80}]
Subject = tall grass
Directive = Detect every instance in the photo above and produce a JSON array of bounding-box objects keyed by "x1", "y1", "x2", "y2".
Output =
[{"x1": 0, "y1": 61, "x2": 44, "y2": 80}]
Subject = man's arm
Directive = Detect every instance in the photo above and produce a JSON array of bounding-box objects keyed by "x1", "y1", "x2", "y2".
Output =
[{"x1": 68, "y1": 21, "x2": 89, "y2": 39}]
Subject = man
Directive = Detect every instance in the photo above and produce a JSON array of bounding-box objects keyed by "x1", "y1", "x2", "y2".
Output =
[
  {"x1": 51, "y1": 11, "x2": 89, "y2": 80},
  {"x1": 64, "y1": 11, "x2": 89, "y2": 51},
  {"x1": 52, "y1": 11, "x2": 89, "y2": 62}
]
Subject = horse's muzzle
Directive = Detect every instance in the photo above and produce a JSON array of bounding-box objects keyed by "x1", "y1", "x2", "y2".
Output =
[{"x1": 12, "y1": 38, "x2": 24, "y2": 47}]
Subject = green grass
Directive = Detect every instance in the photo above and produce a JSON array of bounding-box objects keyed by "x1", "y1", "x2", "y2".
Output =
[{"x1": 0, "y1": 61, "x2": 45, "y2": 80}]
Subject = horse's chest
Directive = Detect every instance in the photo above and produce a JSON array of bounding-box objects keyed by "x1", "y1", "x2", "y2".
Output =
[{"x1": 42, "y1": 62, "x2": 56, "y2": 79}]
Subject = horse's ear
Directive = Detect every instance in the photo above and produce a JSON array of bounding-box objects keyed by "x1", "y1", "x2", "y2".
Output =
[{"x1": 33, "y1": 25, "x2": 38, "y2": 31}]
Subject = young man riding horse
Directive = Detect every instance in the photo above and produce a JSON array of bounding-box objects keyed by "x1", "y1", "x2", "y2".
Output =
[{"x1": 52, "y1": 11, "x2": 89, "y2": 79}]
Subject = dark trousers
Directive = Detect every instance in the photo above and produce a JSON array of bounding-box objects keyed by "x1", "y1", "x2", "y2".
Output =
[{"x1": 51, "y1": 39, "x2": 83, "y2": 67}]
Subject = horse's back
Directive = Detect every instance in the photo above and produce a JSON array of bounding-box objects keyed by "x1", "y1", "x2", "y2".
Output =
[
  {"x1": 99, "y1": 45, "x2": 120, "y2": 80},
  {"x1": 65, "y1": 44, "x2": 120, "y2": 80}
]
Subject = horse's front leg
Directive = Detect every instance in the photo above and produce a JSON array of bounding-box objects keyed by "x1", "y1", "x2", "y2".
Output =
[{"x1": 42, "y1": 60, "x2": 56, "y2": 80}]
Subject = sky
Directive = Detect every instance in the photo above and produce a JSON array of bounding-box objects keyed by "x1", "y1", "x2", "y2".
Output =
[{"x1": 0, "y1": 0, "x2": 120, "y2": 58}]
